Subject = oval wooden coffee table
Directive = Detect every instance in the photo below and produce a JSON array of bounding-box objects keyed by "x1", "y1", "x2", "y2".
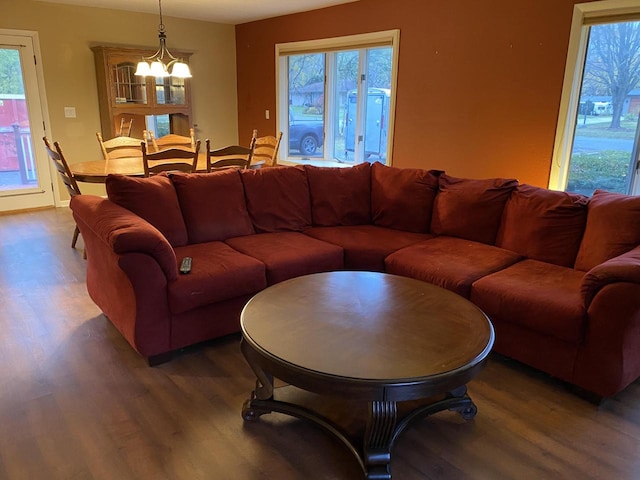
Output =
[{"x1": 240, "y1": 271, "x2": 494, "y2": 479}]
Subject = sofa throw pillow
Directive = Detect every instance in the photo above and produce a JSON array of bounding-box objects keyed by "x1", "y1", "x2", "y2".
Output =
[
  {"x1": 574, "y1": 189, "x2": 640, "y2": 271},
  {"x1": 371, "y1": 162, "x2": 441, "y2": 233},
  {"x1": 240, "y1": 166, "x2": 312, "y2": 233},
  {"x1": 495, "y1": 184, "x2": 588, "y2": 267},
  {"x1": 430, "y1": 174, "x2": 518, "y2": 245},
  {"x1": 105, "y1": 173, "x2": 188, "y2": 247},
  {"x1": 171, "y1": 170, "x2": 255, "y2": 244},
  {"x1": 305, "y1": 162, "x2": 371, "y2": 226}
]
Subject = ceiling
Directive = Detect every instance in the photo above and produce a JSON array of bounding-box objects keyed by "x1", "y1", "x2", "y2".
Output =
[{"x1": 36, "y1": 0, "x2": 359, "y2": 25}]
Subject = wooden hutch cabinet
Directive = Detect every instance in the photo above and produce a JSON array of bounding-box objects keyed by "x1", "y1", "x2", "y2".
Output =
[{"x1": 92, "y1": 45, "x2": 193, "y2": 139}]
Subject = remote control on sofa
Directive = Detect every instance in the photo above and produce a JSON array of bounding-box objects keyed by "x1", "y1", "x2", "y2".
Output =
[{"x1": 180, "y1": 257, "x2": 192, "y2": 274}]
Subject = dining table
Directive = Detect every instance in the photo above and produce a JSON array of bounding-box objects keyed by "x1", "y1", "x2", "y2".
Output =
[{"x1": 70, "y1": 153, "x2": 263, "y2": 183}]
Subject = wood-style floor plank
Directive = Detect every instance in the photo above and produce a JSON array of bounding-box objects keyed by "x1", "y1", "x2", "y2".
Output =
[{"x1": 0, "y1": 207, "x2": 639, "y2": 479}]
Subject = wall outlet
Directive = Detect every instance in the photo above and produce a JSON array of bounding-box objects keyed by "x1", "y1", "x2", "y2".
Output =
[{"x1": 265, "y1": 109, "x2": 270, "y2": 120}]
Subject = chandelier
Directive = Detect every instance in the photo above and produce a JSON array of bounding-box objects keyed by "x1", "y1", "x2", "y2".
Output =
[{"x1": 135, "y1": 0, "x2": 192, "y2": 78}]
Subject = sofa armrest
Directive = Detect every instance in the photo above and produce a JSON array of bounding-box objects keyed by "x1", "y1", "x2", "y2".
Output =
[
  {"x1": 70, "y1": 195, "x2": 178, "y2": 280},
  {"x1": 581, "y1": 245, "x2": 640, "y2": 307}
]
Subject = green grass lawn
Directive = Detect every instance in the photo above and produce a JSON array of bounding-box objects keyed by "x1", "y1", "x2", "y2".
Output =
[
  {"x1": 567, "y1": 150, "x2": 630, "y2": 195},
  {"x1": 568, "y1": 114, "x2": 638, "y2": 195},
  {"x1": 574, "y1": 116, "x2": 639, "y2": 139}
]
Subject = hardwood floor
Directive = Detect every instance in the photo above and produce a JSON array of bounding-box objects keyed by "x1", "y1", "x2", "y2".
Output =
[{"x1": 1, "y1": 207, "x2": 639, "y2": 480}]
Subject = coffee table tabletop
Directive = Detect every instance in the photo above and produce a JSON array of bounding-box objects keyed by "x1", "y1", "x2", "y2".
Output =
[{"x1": 240, "y1": 271, "x2": 494, "y2": 479}]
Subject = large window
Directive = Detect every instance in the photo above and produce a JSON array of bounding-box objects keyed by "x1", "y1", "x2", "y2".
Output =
[
  {"x1": 276, "y1": 31, "x2": 399, "y2": 165},
  {"x1": 552, "y1": 1, "x2": 640, "y2": 196}
]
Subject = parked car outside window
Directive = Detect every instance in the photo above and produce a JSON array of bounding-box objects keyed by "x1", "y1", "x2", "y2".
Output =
[{"x1": 288, "y1": 107, "x2": 324, "y2": 156}]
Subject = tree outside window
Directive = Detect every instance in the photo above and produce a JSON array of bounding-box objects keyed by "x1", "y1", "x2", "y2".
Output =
[{"x1": 567, "y1": 21, "x2": 640, "y2": 195}]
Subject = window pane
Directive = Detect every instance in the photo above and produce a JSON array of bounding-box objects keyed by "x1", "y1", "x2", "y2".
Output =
[
  {"x1": 155, "y1": 76, "x2": 186, "y2": 105},
  {"x1": 363, "y1": 47, "x2": 392, "y2": 163},
  {"x1": 0, "y1": 48, "x2": 38, "y2": 192},
  {"x1": 145, "y1": 114, "x2": 170, "y2": 137},
  {"x1": 567, "y1": 21, "x2": 640, "y2": 195},
  {"x1": 287, "y1": 53, "x2": 325, "y2": 157},
  {"x1": 113, "y1": 62, "x2": 147, "y2": 105},
  {"x1": 334, "y1": 50, "x2": 359, "y2": 162}
]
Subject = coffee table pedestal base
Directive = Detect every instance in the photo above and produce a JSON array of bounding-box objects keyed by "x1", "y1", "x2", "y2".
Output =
[{"x1": 242, "y1": 384, "x2": 478, "y2": 480}]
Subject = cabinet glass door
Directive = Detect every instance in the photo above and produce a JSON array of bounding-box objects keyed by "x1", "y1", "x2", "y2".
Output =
[
  {"x1": 112, "y1": 62, "x2": 147, "y2": 105},
  {"x1": 155, "y1": 76, "x2": 186, "y2": 105}
]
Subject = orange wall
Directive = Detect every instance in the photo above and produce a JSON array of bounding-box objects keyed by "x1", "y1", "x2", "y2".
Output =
[{"x1": 236, "y1": 0, "x2": 597, "y2": 187}]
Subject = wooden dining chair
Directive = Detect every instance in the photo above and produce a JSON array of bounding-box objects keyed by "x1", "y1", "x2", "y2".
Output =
[
  {"x1": 117, "y1": 117, "x2": 133, "y2": 137},
  {"x1": 42, "y1": 137, "x2": 84, "y2": 253},
  {"x1": 147, "y1": 128, "x2": 196, "y2": 151},
  {"x1": 96, "y1": 132, "x2": 144, "y2": 160},
  {"x1": 205, "y1": 137, "x2": 256, "y2": 172},
  {"x1": 252, "y1": 130, "x2": 283, "y2": 167},
  {"x1": 141, "y1": 140, "x2": 201, "y2": 177},
  {"x1": 142, "y1": 129, "x2": 154, "y2": 152}
]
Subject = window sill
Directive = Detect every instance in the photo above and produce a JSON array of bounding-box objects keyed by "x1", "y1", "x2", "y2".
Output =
[{"x1": 279, "y1": 158, "x2": 352, "y2": 168}]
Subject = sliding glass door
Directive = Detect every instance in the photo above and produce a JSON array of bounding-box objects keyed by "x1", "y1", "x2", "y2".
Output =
[{"x1": 0, "y1": 31, "x2": 52, "y2": 211}]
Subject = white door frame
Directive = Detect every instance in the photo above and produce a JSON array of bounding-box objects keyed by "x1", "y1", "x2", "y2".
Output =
[{"x1": 0, "y1": 29, "x2": 54, "y2": 212}]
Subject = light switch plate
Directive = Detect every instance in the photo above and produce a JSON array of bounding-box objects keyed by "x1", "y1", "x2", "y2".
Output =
[{"x1": 64, "y1": 107, "x2": 77, "y2": 118}]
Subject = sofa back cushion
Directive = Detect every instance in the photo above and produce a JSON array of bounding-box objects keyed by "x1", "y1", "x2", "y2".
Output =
[
  {"x1": 305, "y1": 162, "x2": 371, "y2": 226},
  {"x1": 430, "y1": 174, "x2": 518, "y2": 245},
  {"x1": 495, "y1": 184, "x2": 588, "y2": 267},
  {"x1": 105, "y1": 173, "x2": 188, "y2": 247},
  {"x1": 574, "y1": 189, "x2": 640, "y2": 271},
  {"x1": 370, "y1": 162, "x2": 441, "y2": 233},
  {"x1": 171, "y1": 169, "x2": 254, "y2": 243},
  {"x1": 240, "y1": 166, "x2": 312, "y2": 233}
]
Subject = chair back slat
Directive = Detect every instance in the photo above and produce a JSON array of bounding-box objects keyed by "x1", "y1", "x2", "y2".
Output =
[
  {"x1": 147, "y1": 128, "x2": 196, "y2": 152},
  {"x1": 42, "y1": 136, "x2": 84, "y2": 252},
  {"x1": 141, "y1": 140, "x2": 201, "y2": 177},
  {"x1": 96, "y1": 132, "x2": 144, "y2": 160},
  {"x1": 118, "y1": 117, "x2": 133, "y2": 137},
  {"x1": 205, "y1": 137, "x2": 256, "y2": 172},
  {"x1": 42, "y1": 137, "x2": 81, "y2": 197},
  {"x1": 252, "y1": 131, "x2": 283, "y2": 167}
]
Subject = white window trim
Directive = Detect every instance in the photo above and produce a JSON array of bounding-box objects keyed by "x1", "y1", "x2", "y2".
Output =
[
  {"x1": 550, "y1": 0, "x2": 640, "y2": 191},
  {"x1": 275, "y1": 30, "x2": 400, "y2": 165}
]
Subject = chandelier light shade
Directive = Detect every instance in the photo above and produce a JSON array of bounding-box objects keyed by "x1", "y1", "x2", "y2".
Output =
[{"x1": 135, "y1": 0, "x2": 192, "y2": 78}]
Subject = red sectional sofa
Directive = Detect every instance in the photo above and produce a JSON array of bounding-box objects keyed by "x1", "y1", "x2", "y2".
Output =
[{"x1": 69, "y1": 162, "x2": 640, "y2": 399}]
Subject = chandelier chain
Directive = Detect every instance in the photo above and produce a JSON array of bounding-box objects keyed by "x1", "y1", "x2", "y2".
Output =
[{"x1": 158, "y1": 0, "x2": 165, "y2": 34}]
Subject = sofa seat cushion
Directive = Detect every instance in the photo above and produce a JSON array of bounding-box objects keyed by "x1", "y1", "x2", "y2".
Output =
[
  {"x1": 370, "y1": 162, "x2": 441, "y2": 233},
  {"x1": 171, "y1": 170, "x2": 255, "y2": 243},
  {"x1": 169, "y1": 242, "x2": 267, "y2": 314},
  {"x1": 240, "y1": 166, "x2": 312, "y2": 232},
  {"x1": 304, "y1": 225, "x2": 432, "y2": 271},
  {"x1": 385, "y1": 236, "x2": 522, "y2": 297},
  {"x1": 225, "y1": 232, "x2": 344, "y2": 285},
  {"x1": 471, "y1": 259, "x2": 587, "y2": 343}
]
